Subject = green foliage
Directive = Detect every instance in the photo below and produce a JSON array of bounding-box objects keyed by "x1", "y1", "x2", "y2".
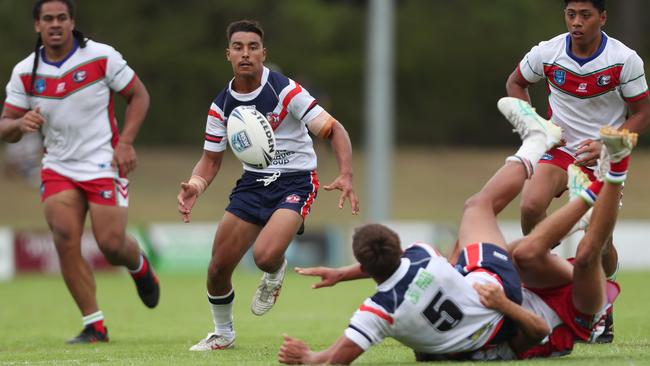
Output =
[{"x1": 1, "y1": 0, "x2": 649, "y2": 146}]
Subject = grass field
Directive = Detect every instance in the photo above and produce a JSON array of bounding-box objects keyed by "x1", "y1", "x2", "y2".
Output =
[{"x1": 1, "y1": 270, "x2": 649, "y2": 365}]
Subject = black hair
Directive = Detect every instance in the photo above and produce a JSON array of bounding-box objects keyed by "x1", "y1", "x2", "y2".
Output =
[
  {"x1": 226, "y1": 19, "x2": 264, "y2": 44},
  {"x1": 352, "y1": 224, "x2": 402, "y2": 281},
  {"x1": 564, "y1": 0, "x2": 606, "y2": 12},
  {"x1": 29, "y1": 0, "x2": 87, "y2": 96}
]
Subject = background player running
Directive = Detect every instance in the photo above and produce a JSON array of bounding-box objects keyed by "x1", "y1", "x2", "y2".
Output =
[{"x1": 0, "y1": 0, "x2": 159, "y2": 343}]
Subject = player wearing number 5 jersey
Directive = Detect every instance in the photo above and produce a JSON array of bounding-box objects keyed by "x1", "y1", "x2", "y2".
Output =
[
  {"x1": 277, "y1": 99, "x2": 567, "y2": 365},
  {"x1": 0, "y1": 0, "x2": 159, "y2": 344}
]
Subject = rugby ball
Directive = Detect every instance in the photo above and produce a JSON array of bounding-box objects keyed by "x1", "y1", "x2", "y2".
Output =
[{"x1": 227, "y1": 105, "x2": 276, "y2": 169}]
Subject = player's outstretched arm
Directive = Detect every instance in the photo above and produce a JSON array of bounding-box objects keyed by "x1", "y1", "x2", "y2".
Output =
[
  {"x1": 278, "y1": 334, "x2": 364, "y2": 365},
  {"x1": 308, "y1": 111, "x2": 359, "y2": 215},
  {"x1": 621, "y1": 96, "x2": 650, "y2": 136},
  {"x1": 473, "y1": 283, "x2": 549, "y2": 354},
  {"x1": 0, "y1": 106, "x2": 44, "y2": 143},
  {"x1": 113, "y1": 78, "x2": 150, "y2": 176},
  {"x1": 177, "y1": 150, "x2": 224, "y2": 223},
  {"x1": 295, "y1": 263, "x2": 369, "y2": 289}
]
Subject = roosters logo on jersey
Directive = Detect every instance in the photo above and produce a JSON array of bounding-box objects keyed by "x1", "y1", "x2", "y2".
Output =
[
  {"x1": 73, "y1": 70, "x2": 87, "y2": 83},
  {"x1": 553, "y1": 69, "x2": 566, "y2": 86},
  {"x1": 266, "y1": 112, "x2": 281, "y2": 130},
  {"x1": 597, "y1": 74, "x2": 612, "y2": 87}
]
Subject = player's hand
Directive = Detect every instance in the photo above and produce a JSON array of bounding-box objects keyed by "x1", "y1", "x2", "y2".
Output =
[
  {"x1": 324, "y1": 173, "x2": 359, "y2": 215},
  {"x1": 278, "y1": 334, "x2": 312, "y2": 365},
  {"x1": 575, "y1": 139, "x2": 602, "y2": 167},
  {"x1": 473, "y1": 283, "x2": 508, "y2": 311},
  {"x1": 19, "y1": 107, "x2": 45, "y2": 133},
  {"x1": 177, "y1": 181, "x2": 200, "y2": 223},
  {"x1": 112, "y1": 141, "x2": 137, "y2": 176},
  {"x1": 295, "y1": 266, "x2": 344, "y2": 289}
]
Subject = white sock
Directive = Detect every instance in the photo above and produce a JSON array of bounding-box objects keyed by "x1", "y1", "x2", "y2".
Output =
[
  {"x1": 82, "y1": 310, "x2": 104, "y2": 327},
  {"x1": 127, "y1": 254, "x2": 144, "y2": 273},
  {"x1": 208, "y1": 289, "x2": 235, "y2": 337},
  {"x1": 267, "y1": 260, "x2": 287, "y2": 280},
  {"x1": 506, "y1": 136, "x2": 548, "y2": 178}
]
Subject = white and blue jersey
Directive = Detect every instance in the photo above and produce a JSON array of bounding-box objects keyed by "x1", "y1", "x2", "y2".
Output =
[
  {"x1": 345, "y1": 244, "x2": 508, "y2": 354},
  {"x1": 203, "y1": 66, "x2": 324, "y2": 173}
]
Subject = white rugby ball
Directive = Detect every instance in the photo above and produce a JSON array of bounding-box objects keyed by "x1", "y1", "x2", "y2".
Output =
[{"x1": 227, "y1": 105, "x2": 276, "y2": 169}]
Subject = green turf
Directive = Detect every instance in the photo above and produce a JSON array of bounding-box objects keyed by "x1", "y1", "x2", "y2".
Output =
[{"x1": 0, "y1": 271, "x2": 649, "y2": 365}]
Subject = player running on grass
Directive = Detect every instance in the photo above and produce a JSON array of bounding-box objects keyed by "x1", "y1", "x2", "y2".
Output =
[
  {"x1": 176, "y1": 19, "x2": 359, "y2": 351},
  {"x1": 0, "y1": 0, "x2": 159, "y2": 344},
  {"x1": 277, "y1": 97, "x2": 567, "y2": 364}
]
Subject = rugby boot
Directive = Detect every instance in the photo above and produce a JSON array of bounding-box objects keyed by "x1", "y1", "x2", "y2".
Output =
[
  {"x1": 189, "y1": 333, "x2": 235, "y2": 351},
  {"x1": 66, "y1": 324, "x2": 109, "y2": 344},
  {"x1": 497, "y1": 97, "x2": 562, "y2": 150},
  {"x1": 251, "y1": 259, "x2": 287, "y2": 316},
  {"x1": 130, "y1": 254, "x2": 160, "y2": 308}
]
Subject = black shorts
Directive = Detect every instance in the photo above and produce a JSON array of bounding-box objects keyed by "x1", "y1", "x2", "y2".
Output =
[{"x1": 225, "y1": 170, "x2": 319, "y2": 227}]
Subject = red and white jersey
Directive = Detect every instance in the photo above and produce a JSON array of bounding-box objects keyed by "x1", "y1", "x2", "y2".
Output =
[
  {"x1": 518, "y1": 32, "x2": 649, "y2": 154},
  {"x1": 4, "y1": 40, "x2": 137, "y2": 181},
  {"x1": 203, "y1": 66, "x2": 323, "y2": 173},
  {"x1": 345, "y1": 244, "x2": 506, "y2": 354}
]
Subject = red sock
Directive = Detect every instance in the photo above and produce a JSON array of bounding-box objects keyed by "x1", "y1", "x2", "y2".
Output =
[
  {"x1": 92, "y1": 319, "x2": 106, "y2": 333},
  {"x1": 606, "y1": 156, "x2": 630, "y2": 184},
  {"x1": 130, "y1": 255, "x2": 148, "y2": 280}
]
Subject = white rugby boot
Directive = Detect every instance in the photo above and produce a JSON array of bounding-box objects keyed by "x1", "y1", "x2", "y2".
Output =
[
  {"x1": 189, "y1": 333, "x2": 235, "y2": 351},
  {"x1": 251, "y1": 259, "x2": 287, "y2": 316},
  {"x1": 599, "y1": 127, "x2": 637, "y2": 163},
  {"x1": 497, "y1": 97, "x2": 562, "y2": 150}
]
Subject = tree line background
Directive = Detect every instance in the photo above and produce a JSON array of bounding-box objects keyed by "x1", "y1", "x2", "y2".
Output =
[{"x1": 1, "y1": 0, "x2": 649, "y2": 147}]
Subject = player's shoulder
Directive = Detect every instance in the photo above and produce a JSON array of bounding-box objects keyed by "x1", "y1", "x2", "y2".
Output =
[
  {"x1": 266, "y1": 67, "x2": 292, "y2": 92},
  {"x1": 403, "y1": 242, "x2": 442, "y2": 261},
  {"x1": 81, "y1": 39, "x2": 123, "y2": 57},
  {"x1": 604, "y1": 33, "x2": 641, "y2": 60},
  {"x1": 211, "y1": 86, "x2": 231, "y2": 110},
  {"x1": 12, "y1": 53, "x2": 37, "y2": 75},
  {"x1": 534, "y1": 33, "x2": 568, "y2": 50}
]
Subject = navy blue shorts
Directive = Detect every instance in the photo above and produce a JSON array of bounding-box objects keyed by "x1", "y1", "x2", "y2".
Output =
[
  {"x1": 455, "y1": 242, "x2": 522, "y2": 305},
  {"x1": 225, "y1": 170, "x2": 319, "y2": 227}
]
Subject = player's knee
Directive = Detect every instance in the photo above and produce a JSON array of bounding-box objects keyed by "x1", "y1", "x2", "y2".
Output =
[
  {"x1": 519, "y1": 197, "x2": 546, "y2": 220},
  {"x1": 511, "y1": 240, "x2": 542, "y2": 269},
  {"x1": 253, "y1": 251, "x2": 281, "y2": 273},
  {"x1": 96, "y1": 233, "x2": 126, "y2": 263},
  {"x1": 463, "y1": 192, "x2": 488, "y2": 211},
  {"x1": 574, "y1": 239, "x2": 601, "y2": 271}
]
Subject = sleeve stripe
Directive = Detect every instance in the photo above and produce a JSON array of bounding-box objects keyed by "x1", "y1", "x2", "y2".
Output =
[
  {"x1": 278, "y1": 84, "x2": 303, "y2": 122},
  {"x1": 359, "y1": 304, "x2": 394, "y2": 325},
  {"x1": 624, "y1": 89, "x2": 649, "y2": 103},
  {"x1": 524, "y1": 60, "x2": 543, "y2": 78},
  {"x1": 118, "y1": 75, "x2": 137, "y2": 95},
  {"x1": 348, "y1": 324, "x2": 373, "y2": 344},
  {"x1": 3, "y1": 102, "x2": 29, "y2": 113},
  {"x1": 208, "y1": 108, "x2": 225, "y2": 121},
  {"x1": 204, "y1": 133, "x2": 223, "y2": 143},
  {"x1": 300, "y1": 100, "x2": 319, "y2": 120},
  {"x1": 620, "y1": 73, "x2": 646, "y2": 86}
]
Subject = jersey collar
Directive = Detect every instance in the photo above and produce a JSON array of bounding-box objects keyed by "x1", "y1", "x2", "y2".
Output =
[
  {"x1": 40, "y1": 38, "x2": 79, "y2": 68},
  {"x1": 228, "y1": 66, "x2": 270, "y2": 102},
  {"x1": 565, "y1": 31, "x2": 608, "y2": 67},
  {"x1": 377, "y1": 258, "x2": 409, "y2": 292}
]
